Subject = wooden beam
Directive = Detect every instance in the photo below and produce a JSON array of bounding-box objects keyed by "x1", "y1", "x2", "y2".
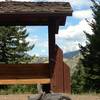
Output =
[
  {"x1": 48, "y1": 18, "x2": 59, "y2": 64},
  {"x1": 43, "y1": 18, "x2": 59, "y2": 93},
  {"x1": 0, "y1": 14, "x2": 66, "y2": 26},
  {"x1": 48, "y1": 18, "x2": 59, "y2": 34},
  {"x1": 0, "y1": 79, "x2": 50, "y2": 85},
  {"x1": 0, "y1": 64, "x2": 50, "y2": 79}
]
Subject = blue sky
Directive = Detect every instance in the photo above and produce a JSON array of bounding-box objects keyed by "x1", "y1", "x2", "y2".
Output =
[
  {"x1": 27, "y1": 0, "x2": 93, "y2": 57},
  {"x1": 1, "y1": 0, "x2": 93, "y2": 57}
]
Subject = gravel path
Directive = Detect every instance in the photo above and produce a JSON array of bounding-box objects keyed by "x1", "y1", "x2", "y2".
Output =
[{"x1": 0, "y1": 94, "x2": 99, "y2": 100}]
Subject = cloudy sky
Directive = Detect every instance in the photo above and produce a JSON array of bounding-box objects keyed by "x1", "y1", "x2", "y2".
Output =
[{"x1": 0, "y1": 0, "x2": 94, "y2": 56}]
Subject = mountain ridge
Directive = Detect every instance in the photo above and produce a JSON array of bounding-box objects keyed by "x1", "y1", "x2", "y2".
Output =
[{"x1": 64, "y1": 50, "x2": 80, "y2": 58}]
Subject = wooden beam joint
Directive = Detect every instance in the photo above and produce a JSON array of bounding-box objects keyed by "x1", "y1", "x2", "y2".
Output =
[{"x1": 48, "y1": 18, "x2": 59, "y2": 34}]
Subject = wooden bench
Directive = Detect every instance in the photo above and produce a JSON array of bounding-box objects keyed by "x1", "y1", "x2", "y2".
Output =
[{"x1": 0, "y1": 64, "x2": 50, "y2": 84}]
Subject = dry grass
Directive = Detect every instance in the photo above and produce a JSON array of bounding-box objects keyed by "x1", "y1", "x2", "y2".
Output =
[
  {"x1": 0, "y1": 94, "x2": 99, "y2": 100},
  {"x1": 0, "y1": 94, "x2": 29, "y2": 100},
  {"x1": 68, "y1": 94, "x2": 100, "y2": 100}
]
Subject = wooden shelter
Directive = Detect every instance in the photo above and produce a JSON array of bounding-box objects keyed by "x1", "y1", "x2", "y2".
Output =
[{"x1": 0, "y1": 2, "x2": 72, "y2": 93}]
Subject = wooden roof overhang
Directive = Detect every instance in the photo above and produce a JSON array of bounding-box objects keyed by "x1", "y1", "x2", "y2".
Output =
[{"x1": 0, "y1": 2, "x2": 72, "y2": 26}]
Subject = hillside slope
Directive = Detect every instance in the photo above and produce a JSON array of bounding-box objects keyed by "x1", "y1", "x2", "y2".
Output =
[{"x1": 64, "y1": 55, "x2": 80, "y2": 75}]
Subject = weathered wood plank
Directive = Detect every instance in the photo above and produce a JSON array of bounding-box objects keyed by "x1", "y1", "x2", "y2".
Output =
[
  {"x1": 0, "y1": 64, "x2": 50, "y2": 79},
  {"x1": 0, "y1": 14, "x2": 66, "y2": 26},
  {"x1": 0, "y1": 2, "x2": 72, "y2": 25},
  {"x1": 0, "y1": 79, "x2": 50, "y2": 84},
  {"x1": 48, "y1": 20, "x2": 56, "y2": 64}
]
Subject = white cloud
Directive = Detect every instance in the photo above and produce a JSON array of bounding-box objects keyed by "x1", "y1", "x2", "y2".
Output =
[
  {"x1": 62, "y1": 42, "x2": 79, "y2": 53},
  {"x1": 69, "y1": 0, "x2": 92, "y2": 7},
  {"x1": 56, "y1": 19, "x2": 93, "y2": 52},
  {"x1": 57, "y1": 19, "x2": 93, "y2": 39},
  {"x1": 73, "y1": 9, "x2": 93, "y2": 19},
  {"x1": 26, "y1": 36, "x2": 38, "y2": 46}
]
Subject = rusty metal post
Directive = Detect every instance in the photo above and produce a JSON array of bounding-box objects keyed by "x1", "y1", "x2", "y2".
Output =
[
  {"x1": 63, "y1": 62, "x2": 71, "y2": 93},
  {"x1": 50, "y1": 45, "x2": 71, "y2": 93}
]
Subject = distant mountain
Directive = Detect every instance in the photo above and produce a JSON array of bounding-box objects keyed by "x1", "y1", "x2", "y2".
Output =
[
  {"x1": 64, "y1": 50, "x2": 80, "y2": 58},
  {"x1": 31, "y1": 56, "x2": 48, "y2": 63},
  {"x1": 64, "y1": 50, "x2": 81, "y2": 75},
  {"x1": 30, "y1": 50, "x2": 81, "y2": 75},
  {"x1": 64, "y1": 55, "x2": 80, "y2": 75}
]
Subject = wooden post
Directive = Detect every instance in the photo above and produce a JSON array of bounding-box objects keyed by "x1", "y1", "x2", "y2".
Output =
[
  {"x1": 41, "y1": 18, "x2": 59, "y2": 93},
  {"x1": 48, "y1": 18, "x2": 59, "y2": 63},
  {"x1": 48, "y1": 18, "x2": 71, "y2": 93},
  {"x1": 48, "y1": 18, "x2": 62, "y2": 92}
]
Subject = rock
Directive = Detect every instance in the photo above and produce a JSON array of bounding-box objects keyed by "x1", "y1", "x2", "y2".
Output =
[
  {"x1": 37, "y1": 84, "x2": 42, "y2": 93},
  {"x1": 28, "y1": 93, "x2": 71, "y2": 100},
  {"x1": 28, "y1": 94, "x2": 42, "y2": 100}
]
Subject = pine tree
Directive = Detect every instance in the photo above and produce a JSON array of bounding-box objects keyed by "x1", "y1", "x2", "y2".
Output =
[
  {"x1": 79, "y1": 0, "x2": 100, "y2": 92},
  {"x1": 71, "y1": 61, "x2": 86, "y2": 94},
  {"x1": 0, "y1": 26, "x2": 34, "y2": 64},
  {"x1": 0, "y1": 26, "x2": 35, "y2": 91}
]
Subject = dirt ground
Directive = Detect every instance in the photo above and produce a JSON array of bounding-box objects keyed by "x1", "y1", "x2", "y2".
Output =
[
  {"x1": 0, "y1": 94, "x2": 30, "y2": 100},
  {"x1": 0, "y1": 94, "x2": 99, "y2": 100},
  {"x1": 69, "y1": 94, "x2": 100, "y2": 100}
]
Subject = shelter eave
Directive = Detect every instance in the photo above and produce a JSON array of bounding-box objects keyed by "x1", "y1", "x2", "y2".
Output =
[
  {"x1": 0, "y1": 2, "x2": 72, "y2": 25},
  {"x1": 0, "y1": 13, "x2": 67, "y2": 26}
]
